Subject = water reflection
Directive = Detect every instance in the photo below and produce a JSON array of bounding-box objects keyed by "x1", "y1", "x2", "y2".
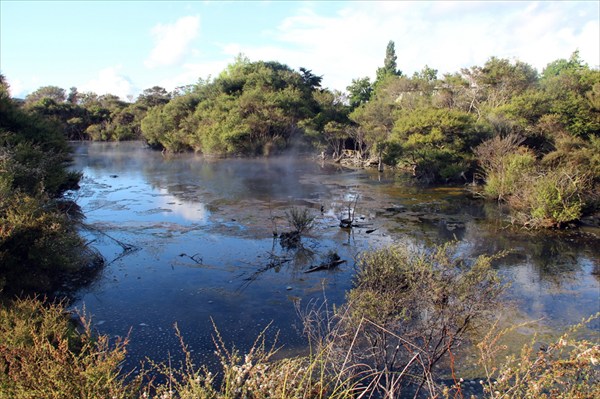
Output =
[{"x1": 69, "y1": 142, "x2": 599, "y2": 371}]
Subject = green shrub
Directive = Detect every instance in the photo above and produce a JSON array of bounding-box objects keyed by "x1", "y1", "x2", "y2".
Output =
[
  {"x1": 512, "y1": 166, "x2": 588, "y2": 228},
  {"x1": 1, "y1": 83, "x2": 91, "y2": 298},
  {"x1": 483, "y1": 151, "x2": 536, "y2": 200},
  {"x1": 0, "y1": 192, "x2": 98, "y2": 296}
]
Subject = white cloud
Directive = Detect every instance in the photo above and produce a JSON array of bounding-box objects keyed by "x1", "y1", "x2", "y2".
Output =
[
  {"x1": 2, "y1": 74, "x2": 46, "y2": 99},
  {"x1": 217, "y1": 1, "x2": 599, "y2": 92},
  {"x1": 145, "y1": 16, "x2": 200, "y2": 68},
  {"x1": 6, "y1": 78, "x2": 24, "y2": 98},
  {"x1": 80, "y1": 66, "x2": 136, "y2": 100},
  {"x1": 157, "y1": 60, "x2": 230, "y2": 92}
]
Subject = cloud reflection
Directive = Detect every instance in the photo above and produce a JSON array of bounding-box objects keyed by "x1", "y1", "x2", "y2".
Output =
[{"x1": 158, "y1": 188, "x2": 210, "y2": 223}]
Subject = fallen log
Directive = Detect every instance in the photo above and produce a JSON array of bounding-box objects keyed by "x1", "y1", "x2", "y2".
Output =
[{"x1": 304, "y1": 259, "x2": 346, "y2": 273}]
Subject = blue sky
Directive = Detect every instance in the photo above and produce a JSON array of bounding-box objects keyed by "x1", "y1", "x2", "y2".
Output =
[{"x1": 1, "y1": 1, "x2": 598, "y2": 100}]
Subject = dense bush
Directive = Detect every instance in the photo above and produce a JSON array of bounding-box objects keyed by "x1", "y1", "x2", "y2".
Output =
[
  {"x1": 475, "y1": 132, "x2": 597, "y2": 228},
  {"x1": 139, "y1": 59, "x2": 335, "y2": 156},
  {"x1": 0, "y1": 78, "x2": 97, "y2": 298}
]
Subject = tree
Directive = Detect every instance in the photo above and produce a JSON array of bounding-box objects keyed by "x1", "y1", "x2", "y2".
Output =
[
  {"x1": 391, "y1": 107, "x2": 486, "y2": 182},
  {"x1": 460, "y1": 58, "x2": 539, "y2": 114},
  {"x1": 412, "y1": 64, "x2": 438, "y2": 83},
  {"x1": 339, "y1": 243, "x2": 504, "y2": 397},
  {"x1": 1, "y1": 81, "x2": 91, "y2": 296},
  {"x1": 137, "y1": 86, "x2": 171, "y2": 108},
  {"x1": 350, "y1": 94, "x2": 395, "y2": 171},
  {"x1": 380, "y1": 40, "x2": 401, "y2": 77},
  {"x1": 541, "y1": 50, "x2": 586, "y2": 79},
  {"x1": 346, "y1": 77, "x2": 373, "y2": 109},
  {"x1": 374, "y1": 40, "x2": 402, "y2": 90},
  {"x1": 67, "y1": 87, "x2": 79, "y2": 104},
  {"x1": 24, "y1": 86, "x2": 66, "y2": 106},
  {"x1": 304, "y1": 90, "x2": 350, "y2": 157},
  {"x1": 141, "y1": 58, "x2": 332, "y2": 155},
  {"x1": 299, "y1": 67, "x2": 322, "y2": 91}
]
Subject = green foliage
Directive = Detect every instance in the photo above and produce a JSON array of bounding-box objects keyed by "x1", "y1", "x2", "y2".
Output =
[
  {"x1": 0, "y1": 192, "x2": 94, "y2": 296},
  {"x1": 541, "y1": 67, "x2": 600, "y2": 139},
  {"x1": 1, "y1": 81, "x2": 96, "y2": 298},
  {"x1": 541, "y1": 50, "x2": 587, "y2": 79},
  {"x1": 0, "y1": 267, "x2": 596, "y2": 399},
  {"x1": 346, "y1": 76, "x2": 373, "y2": 109},
  {"x1": 475, "y1": 134, "x2": 595, "y2": 228},
  {"x1": 12, "y1": 51, "x2": 600, "y2": 228},
  {"x1": 482, "y1": 151, "x2": 536, "y2": 201},
  {"x1": 529, "y1": 170, "x2": 584, "y2": 226},
  {"x1": 141, "y1": 92, "x2": 201, "y2": 151},
  {"x1": 136, "y1": 86, "x2": 171, "y2": 108},
  {"x1": 141, "y1": 58, "x2": 334, "y2": 156},
  {"x1": 511, "y1": 166, "x2": 589, "y2": 228},
  {"x1": 337, "y1": 243, "x2": 505, "y2": 395},
  {"x1": 349, "y1": 90, "x2": 395, "y2": 159},
  {"x1": 466, "y1": 54, "x2": 600, "y2": 227},
  {"x1": 304, "y1": 90, "x2": 350, "y2": 156},
  {"x1": 542, "y1": 133, "x2": 600, "y2": 186},
  {"x1": 24, "y1": 85, "x2": 67, "y2": 105},
  {"x1": 374, "y1": 40, "x2": 402, "y2": 91},
  {"x1": 391, "y1": 107, "x2": 487, "y2": 181},
  {"x1": 348, "y1": 243, "x2": 504, "y2": 332},
  {"x1": 412, "y1": 64, "x2": 438, "y2": 83}
]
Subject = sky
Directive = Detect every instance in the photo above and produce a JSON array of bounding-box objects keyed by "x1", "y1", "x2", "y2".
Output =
[{"x1": 1, "y1": 0, "x2": 599, "y2": 100}]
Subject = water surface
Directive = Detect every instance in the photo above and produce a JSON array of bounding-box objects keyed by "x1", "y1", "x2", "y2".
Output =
[{"x1": 69, "y1": 141, "x2": 600, "y2": 372}]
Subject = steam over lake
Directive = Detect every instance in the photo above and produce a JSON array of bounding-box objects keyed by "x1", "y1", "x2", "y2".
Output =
[{"x1": 69, "y1": 141, "x2": 600, "y2": 372}]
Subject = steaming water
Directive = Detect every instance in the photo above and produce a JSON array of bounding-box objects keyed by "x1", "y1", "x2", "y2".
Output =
[{"x1": 69, "y1": 141, "x2": 599, "y2": 374}]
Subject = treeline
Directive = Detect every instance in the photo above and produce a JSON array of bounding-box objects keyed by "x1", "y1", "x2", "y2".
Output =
[
  {"x1": 7, "y1": 44, "x2": 600, "y2": 227},
  {"x1": 15, "y1": 84, "x2": 171, "y2": 142}
]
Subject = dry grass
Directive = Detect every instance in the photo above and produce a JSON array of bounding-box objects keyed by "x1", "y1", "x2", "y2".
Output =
[{"x1": 0, "y1": 297, "x2": 141, "y2": 399}]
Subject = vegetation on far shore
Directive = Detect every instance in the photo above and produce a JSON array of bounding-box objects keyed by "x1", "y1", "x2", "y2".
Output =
[{"x1": 4, "y1": 43, "x2": 599, "y2": 228}]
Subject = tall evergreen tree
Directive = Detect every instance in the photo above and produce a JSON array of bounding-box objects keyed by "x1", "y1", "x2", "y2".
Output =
[
  {"x1": 374, "y1": 40, "x2": 402, "y2": 91},
  {"x1": 383, "y1": 40, "x2": 399, "y2": 75}
]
